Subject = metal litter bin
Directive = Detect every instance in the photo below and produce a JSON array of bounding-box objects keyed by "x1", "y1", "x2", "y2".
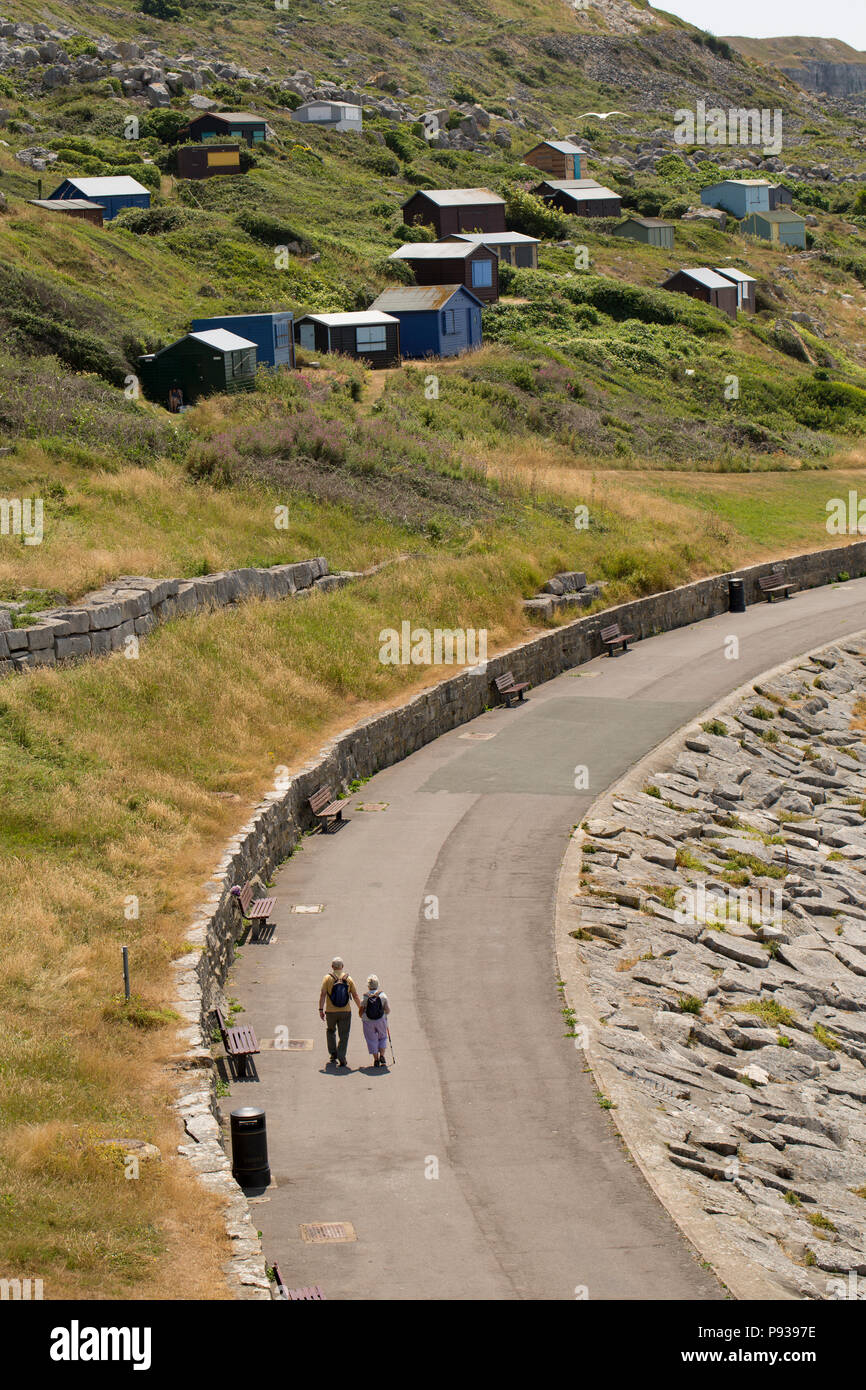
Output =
[
  {"x1": 728, "y1": 578, "x2": 746, "y2": 614},
  {"x1": 230, "y1": 1106, "x2": 270, "y2": 1188}
]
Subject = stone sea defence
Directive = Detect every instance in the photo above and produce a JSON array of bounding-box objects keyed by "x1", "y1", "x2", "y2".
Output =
[{"x1": 562, "y1": 638, "x2": 866, "y2": 1300}]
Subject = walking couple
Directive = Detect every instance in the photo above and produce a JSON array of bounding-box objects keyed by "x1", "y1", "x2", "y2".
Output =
[{"x1": 318, "y1": 956, "x2": 391, "y2": 1069}]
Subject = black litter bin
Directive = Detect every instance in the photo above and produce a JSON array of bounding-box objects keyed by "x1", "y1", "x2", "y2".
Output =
[
  {"x1": 728, "y1": 578, "x2": 746, "y2": 614},
  {"x1": 230, "y1": 1106, "x2": 270, "y2": 1188}
]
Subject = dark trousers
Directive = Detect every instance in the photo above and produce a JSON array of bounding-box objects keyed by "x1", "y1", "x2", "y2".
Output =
[{"x1": 326, "y1": 1010, "x2": 351, "y2": 1062}]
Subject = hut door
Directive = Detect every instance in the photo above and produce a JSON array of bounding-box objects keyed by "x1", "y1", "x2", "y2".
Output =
[{"x1": 299, "y1": 324, "x2": 316, "y2": 350}]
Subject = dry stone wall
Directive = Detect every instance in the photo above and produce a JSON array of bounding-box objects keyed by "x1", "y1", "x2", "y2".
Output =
[{"x1": 0, "y1": 556, "x2": 361, "y2": 677}]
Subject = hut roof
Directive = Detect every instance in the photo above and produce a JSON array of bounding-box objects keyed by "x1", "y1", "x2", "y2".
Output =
[
  {"x1": 715, "y1": 266, "x2": 757, "y2": 283},
  {"x1": 448, "y1": 231, "x2": 539, "y2": 245},
  {"x1": 673, "y1": 268, "x2": 733, "y2": 291},
  {"x1": 530, "y1": 139, "x2": 586, "y2": 154},
  {"x1": 61, "y1": 175, "x2": 149, "y2": 196},
  {"x1": 391, "y1": 242, "x2": 484, "y2": 260},
  {"x1": 206, "y1": 112, "x2": 266, "y2": 124},
  {"x1": 188, "y1": 329, "x2": 258, "y2": 352},
  {"x1": 404, "y1": 187, "x2": 504, "y2": 207},
  {"x1": 370, "y1": 285, "x2": 482, "y2": 311},
  {"x1": 299, "y1": 310, "x2": 399, "y2": 327},
  {"x1": 29, "y1": 197, "x2": 103, "y2": 211}
]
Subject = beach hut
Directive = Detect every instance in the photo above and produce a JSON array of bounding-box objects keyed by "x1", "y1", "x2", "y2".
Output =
[
  {"x1": 291, "y1": 101, "x2": 363, "y2": 132},
  {"x1": 47, "y1": 175, "x2": 150, "y2": 221},
  {"x1": 293, "y1": 310, "x2": 400, "y2": 366},
  {"x1": 190, "y1": 312, "x2": 295, "y2": 368},
  {"x1": 369, "y1": 285, "x2": 483, "y2": 359},
  {"x1": 390, "y1": 241, "x2": 500, "y2": 303},
  {"x1": 176, "y1": 143, "x2": 242, "y2": 179},
  {"x1": 741, "y1": 210, "x2": 806, "y2": 249},
  {"x1": 700, "y1": 179, "x2": 771, "y2": 218},
  {"x1": 612, "y1": 216, "x2": 674, "y2": 249},
  {"x1": 714, "y1": 267, "x2": 757, "y2": 313},
  {"x1": 401, "y1": 187, "x2": 506, "y2": 238},
  {"x1": 660, "y1": 268, "x2": 739, "y2": 319},
  {"x1": 137, "y1": 329, "x2": 258, "y2": 411},
  {"x1": 28, "y1": 197, "x2": 104, "y2": 227},
  {"x1": 180, "y1": 112, "x2": 268, "y2": 146},
  {"x1": 523, "y1": 139, "x2": 585, "y2": 181},
  {"x1": 535, "y1": 180, "x2": 621, "y2": 218},
  {"x1": 445, "y1": 231, "x2": 539, "y2": 268}
]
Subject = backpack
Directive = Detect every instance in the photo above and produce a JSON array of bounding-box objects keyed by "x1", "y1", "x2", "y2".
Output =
[
  {"x1": 366, "y1": 992, "x2": 384, "y2": 1021},
  {"x1": 330, "y1": 976, "x2": 350, "y2": 1008}
]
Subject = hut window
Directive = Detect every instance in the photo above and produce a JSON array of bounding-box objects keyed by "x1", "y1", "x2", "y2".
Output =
[
  {"x1": 307, "y1": 105, "x2": 331, "y2": 119},
  {"x1": 229, "y1": 350, "x2": 253, "y2": 377},
  {"x1": 515, "y1": 245, "x2": 534, "y2": 267},
  {"x1": 356, "y1": 325, "x2": 387, "y2": 351},
  {"x1": 442, "y1": 310, "x2": 458, "y2": 335},
  {"x1": 470, "y1": 260, "x2": 493, "y2": 288}
]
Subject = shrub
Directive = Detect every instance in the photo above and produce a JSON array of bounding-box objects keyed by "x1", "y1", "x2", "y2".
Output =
[
  {"x1": 141, "y1": 108, "x2": 189, "y2": 144},
  {"x1": 362, "y1": 149, "x2": 400, "y2": 176},
  {"x1": 234, "y1": 208, "x2": 312, "y2": 250},
  {"x1": 503, "y1": 187, "x2": 568, "y2": 239},
  {"x1": 112, "y1": 205, "x2": 190, "y2": 235},
  {"x1": 383, "y1": 126, "x2": 417, "y2": 161}
]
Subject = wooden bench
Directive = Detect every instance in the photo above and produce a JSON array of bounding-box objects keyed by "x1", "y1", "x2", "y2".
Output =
[
  {"x1": 308, "y1": 785, "x2": 347, "y2": 833},
  {"x1": 601, "y1": 622, "x2": 635, "y2": 656},
  {"x1": 214, "y1": 1006, "x2": 260, "y2": 1078},
  {"x1": 272, "y1": 1263, "x2": 325, "y2": 1300},
  {"x1": 495, "y1": 671, "x2": 530, "y2": 707},
  {"x1": 230, "y1": 880, "x2": 276, "y2": 942},
  {"x1": 758, "y1": 568, "x2": 796, "y2": 602}
]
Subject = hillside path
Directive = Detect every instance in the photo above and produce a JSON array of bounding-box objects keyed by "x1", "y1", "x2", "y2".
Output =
[{"x1": 222, "y1": 576, "x2": 866, "y2": 1300}]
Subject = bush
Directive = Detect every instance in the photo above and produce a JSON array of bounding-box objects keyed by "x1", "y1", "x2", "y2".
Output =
[
  {"x1": 503, "y1": 187, "x2": 567, "y2": 240},
  {"x1": 141, "y1": 108, "x2": 189, "y2": 145},
  {"x1": 383, "y1": 126, "x2": 417, "y2": 161},
  {"x1": 362, "y1": 149, "x2": 400, "y2": 176},
  {"x1": 234, "y1": 208, "x2": 312, "y2": 250},
  {"x1": 112, "y1": 205, "x2": 190, "y2": 235},
  {"x1": 396, "y1": 222, "x2": 436, "y2": 243}
]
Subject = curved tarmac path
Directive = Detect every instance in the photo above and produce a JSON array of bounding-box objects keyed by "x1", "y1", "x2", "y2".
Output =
[{"x1": 222, "y1": 576, "x2": 866, "y2": 1300}]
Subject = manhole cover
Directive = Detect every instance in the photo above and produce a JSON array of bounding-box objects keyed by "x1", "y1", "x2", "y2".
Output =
[
  {"x1": 353, "y1": 802, "x2": 388, "y2": 812},
  {"x1": 459, "y1": 730, "x2": 497, "y2": 740},
  {"x1": 285, "y1": 1038, "x2": 313, "y2": 1051},
  {"x1": 300, "y1": 1222, "x2": 356, "y2": 1244},
  {"x1": 291, "y1": 904, "x2": 323, "y2": 913}
]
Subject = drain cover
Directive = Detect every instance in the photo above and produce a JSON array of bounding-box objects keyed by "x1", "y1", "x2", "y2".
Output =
[
  {"x1": 291, "y1": 904, "x2": 323, "y2": 913},
  {"x1": 459, "y1": 730, "x2": 497, "y2": 740},
  {"x1": 353, "y1": 802, "x2": 388, "y2": 812},
  {"x1": 300, "y1": 1222, "x2": 356, "y2": 1244}
]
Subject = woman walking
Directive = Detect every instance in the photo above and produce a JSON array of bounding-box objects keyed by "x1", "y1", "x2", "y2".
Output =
[{"x1": 359, "y1": 975, "x2": 390, "y2": 1068}]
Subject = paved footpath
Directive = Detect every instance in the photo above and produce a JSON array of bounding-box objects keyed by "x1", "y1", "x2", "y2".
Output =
[{"x1": 222, "y1": 577, "x2": 866, "y2": 1300}]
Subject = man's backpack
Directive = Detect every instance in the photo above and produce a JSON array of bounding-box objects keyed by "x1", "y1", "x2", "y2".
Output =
[
  {"x1": 330, "y1": 976, "x2": 350, "y2": 1008},
  {"x1": 366, "y1": 992, "x2": 384, "y2": 1021}
]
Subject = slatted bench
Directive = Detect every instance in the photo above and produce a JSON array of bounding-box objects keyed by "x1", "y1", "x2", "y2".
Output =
[
  {"x1": 214, "y1": 1006, "x2": 260, "y2": 1079},
  {"x1": 495, "y1": 671, "x2": 530, "y2": 706},
  {"x1": 601, "y1": 622, "x2": 635, "y2": 656},
  {"x1": 230, "y1": 880, "x2": 276, "y2": 942},
  {"x1": 758, "y1": 568, "x2": 796, "y2": 602},
  {"x1": 308, "y1": 785, "x2": 347, "y2": 832},
  {"x1": 272, "y1": 1263, "x2": 325, "y2": 1300}
]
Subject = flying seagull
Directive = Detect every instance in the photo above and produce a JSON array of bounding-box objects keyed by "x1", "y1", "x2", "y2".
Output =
[{"x1": 574, "y1": 110, "x2": 627, "y2": 120}]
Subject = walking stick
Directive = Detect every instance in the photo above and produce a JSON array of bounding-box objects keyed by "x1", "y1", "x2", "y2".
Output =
[{"x1": 387, "y1": 1025, "x2": 396, "y2": 1066}]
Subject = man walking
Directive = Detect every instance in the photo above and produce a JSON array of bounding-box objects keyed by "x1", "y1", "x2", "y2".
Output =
[{"x1": 318, "y1": 956, "x2": 360, "y2": 1068}]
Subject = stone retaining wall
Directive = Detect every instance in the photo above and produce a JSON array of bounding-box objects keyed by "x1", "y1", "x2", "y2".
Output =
[
  {"x1": 169, "y1": 538, "x2": 866, "y2": 1297},
  {"x1": 0, "y1": 555, "x2": 356, "y2": 676}
]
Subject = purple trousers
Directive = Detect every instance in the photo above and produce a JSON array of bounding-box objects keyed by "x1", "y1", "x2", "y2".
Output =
[{"x1": 362, "y1": 1016, "x2": 388, "y2": 1055}]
